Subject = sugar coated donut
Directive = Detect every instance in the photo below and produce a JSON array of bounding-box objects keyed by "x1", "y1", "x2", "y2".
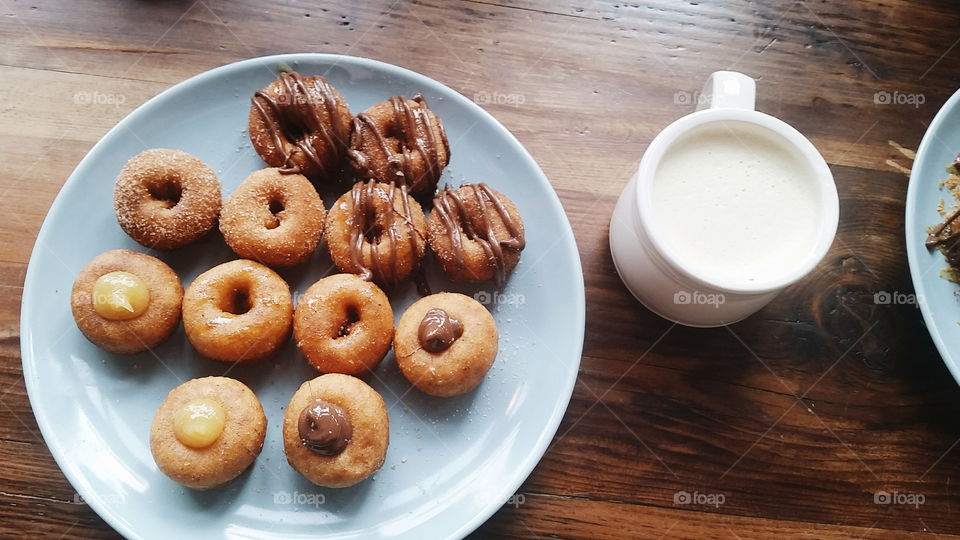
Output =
[
  {"x1": 219, "y1": 168, "x2": 326, "y2": 267},
  {"x1": 394, "y1": 292, "x2": 498, "y2": 397},
  {"x1": 70, "y1": 249, "x2": 183, "y2": 354},
  {"x1": 283, "y1": 374, "x2": 388, "y2": 488},
  {"x1": 248, "y1": 71, "x2": 353, "y2": 180},
  {"x1": 293, "y1": 273, "x2": 394, "y2": 375},
  {"x1": 182, "y1": 259, "x2": 293, "y2": 362},
  {"x1": 348, "y1": 95, "x2": 450, "y2": 196},
  {"x1": 114, "y1": 149, "x2": 222, "y2": 250},
  {"x1": 326, "y1": 180, "x2": 427, "y2": 286},
  {"x1": 150, "y1": 376, "x2": 267, "y2": 490},
  {"x1": 427, "y1": 183, "x2": 525, "y2": 285}
]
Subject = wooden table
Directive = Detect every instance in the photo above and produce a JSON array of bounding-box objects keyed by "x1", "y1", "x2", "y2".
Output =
[{"x1": 4, "y1": 0, "x2": 960, "y2": 538}]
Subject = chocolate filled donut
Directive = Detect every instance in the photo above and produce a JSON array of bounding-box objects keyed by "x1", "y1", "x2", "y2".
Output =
[
  {"x1": 283, "y1": 374, "x2": 388, "y2": 488},
  {"x1": 248, "y1": 71, "x2": 353, "y2": 181},
  {"x1": 394, "y1": 292, "x2": 498, "y2": 397},
  {"x1": 348, "y1": 95, "x2": 450, "y2": 196},
  {"x1": 426, "y1": 183, "x2": 525, "y2": 285}
]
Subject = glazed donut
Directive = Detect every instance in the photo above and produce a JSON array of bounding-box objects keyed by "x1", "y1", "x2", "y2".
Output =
[
  {"x1": 182, "y1": 259, "x2": 293, "y2": 362},
  {"x1": 248, "y1": 71, "x2": 353, "y2": 180},
  {"x1": 427, "y1": 183, "x2": 525, "y2": 285},
  {"x1": 394, "y1": 293, "x2": 498, "y2": 397},
  {"x1": 219, "y1": 168, "x2": 326, "y2": 267},
  {"x1": 326, "y1": 180, "x2": 427, "y2": 286},
  {"x1": 114, "y1": 149, "x2": 222, "y2": 250},
  {"x1": 283, "y1": 374, "x2": 388, "y2": 488},
  {"x1": 293, "y1": 274, "x2": 394, "y2": 375},
  {"x1": 348, "y1": 95, "x2": 450, "y2": 196},
  {"x1": 151, "y1": 376, "x2": 267, "y2": 490},
  {"x1": 70, "y1": 249, "x2": 183, "y2": 354}
]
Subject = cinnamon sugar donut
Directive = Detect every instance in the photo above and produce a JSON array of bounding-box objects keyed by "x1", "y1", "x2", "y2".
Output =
[
  {"x1": 293, "y1": 274, "x2": 394, "y2": 375},
  {"x1": 219, "y1": 168, "x2": 326, "y2": 267},
  {"x1": 248, "y1": 71, "x2": 352, "y2": 180},
  {"x1": 326, "y1": 180, "x2": 427, "y2": 286},
  {"x1": 182, "y1": 259, "x2": 293, "y2": 362},
  {"x1": 283, "y1": 374, "x2": 388, "y2": 488},
  {"x1": 427, "y1": 183, "x2": 526, "y2": 285},
  {"x1": 394, "y1": 293, "x2": 498, "y2": 397},
  {"x1": 114, "y1": 149, "x2": 222, "y2": 250},
  {"x1": 348, "y1": 95, "x2": 450, "y2": 196},
  {"x1": 71, "y1": 249, "x2": 183, "y2": 354}
]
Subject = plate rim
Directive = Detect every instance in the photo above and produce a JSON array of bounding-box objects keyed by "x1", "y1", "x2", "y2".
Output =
[
  {"x1": 19, "y1": 52, "x2": 586, "y2": 539},
  {"x1": 905, "y1": 87, "x2": 960, "y2": 386}
]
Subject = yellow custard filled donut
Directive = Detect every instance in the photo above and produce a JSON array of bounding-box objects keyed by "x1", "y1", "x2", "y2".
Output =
[
  {"x1": 283, "y1": 374, "x2": 388, "y2": 488},
  {"x1": 182, "y1": 259, "x2": 293, "y2": 362},
  {"x1": 70, "y1": 249, "x2": 183, "y2": 354},
  {"x1": 150, "y1": 376, "x2": 266, "y2": 490}
]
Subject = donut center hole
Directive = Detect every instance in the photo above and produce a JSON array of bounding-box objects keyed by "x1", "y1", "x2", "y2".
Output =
[
  {"x1": 149, "y1": 181, "x2": 182, "y2": 209},
  {"x1": 266, "y1": 199, "x2": 285, "y2": 230},
  {"x1": 363, "y1": 206, "x2": 383, "y2": 243},
  {"x1": 224, "y1": 289, "x2": 252, "y2": 315},
  {"x1": 364, "y1": 223, "x2": 384, "y2": 244},
  {"x1": 336, "y1": 305, "x2": 361, "y2": 338}
]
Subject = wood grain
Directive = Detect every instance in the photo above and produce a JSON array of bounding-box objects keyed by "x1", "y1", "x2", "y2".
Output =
[{"x1": 4, "y1": 0, "x2": 960, "y2": 538}]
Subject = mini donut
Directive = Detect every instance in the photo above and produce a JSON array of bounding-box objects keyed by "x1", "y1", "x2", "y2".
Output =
[
  {"x1": 219, "y1": 168, "x2": 326, "y2": 267},
  {"x1": 293, "y1": 273, "x2": 394, "y2": 375},
  {"x1": 248, "y1": 71, "x2": 353, "y2": 180},
  {"x1": 427, "y1": 183, "x2": 526, "y2": 286},
  {"x1": 283, "y1": 374, "x2": 388, "y2": 488},
  {"x1": 348, "y1": 95, "x2": 450, "y2": 196},
  {"x1": 394, "y1": 293, "x2": 498, "y2": 397},
  {"x1": 114, "y1": 149, "x2": 222, "y2": 250},
  {"x1": 182, "y1": 259, "x2": 293, "y2": 362},
  {"x1": 326, "y1": 180, "x2": 427, "y2": 286},
  {"x1": 70, "y1": 249, "x2": 183, "y2": 354},
  {"x1": 150, "y1": 376, "x2": 267, "y2": 490}
]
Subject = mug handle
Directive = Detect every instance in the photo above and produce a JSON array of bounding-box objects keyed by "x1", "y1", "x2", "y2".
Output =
[{"x1": 697, "y1": 71, "x2": 756, "y2": 111}]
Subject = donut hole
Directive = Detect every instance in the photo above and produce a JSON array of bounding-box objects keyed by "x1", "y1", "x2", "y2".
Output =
[
  {"x1": 335, "y1": 304, "x2": 361, "y2": 339},
  {"x1": 361, "y1": 203, "x2": 384, "y2": 244},
  {"x1": 364, "y1": 223, "x2": 383, "y2": 244},
  {"x1": 266, "y1": 199, "x2": 285, "y2": 230},
  {"x1": 223, "y1": 288, "x2": 253, "y2": 315},
  {"x1": 148, "y1": 180, "x2": 183, "y2": 209}
]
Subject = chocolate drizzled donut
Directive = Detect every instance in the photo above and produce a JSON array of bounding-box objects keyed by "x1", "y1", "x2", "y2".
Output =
[
  {"x1": 326, "y1": 180, "x2": 428, "y2": 286},
  {"x1": 427, "y1": 183, "x2": 525, "y2": 286},
  {"x1": 348, "y1": 95, "x2": 450, "y2": 196},
  {"x1": 248, "y1": 72, "x2": 352, "y2": 180},
  {"x1": 927, "y1": 206, "x2": 960, "y2": 267}
]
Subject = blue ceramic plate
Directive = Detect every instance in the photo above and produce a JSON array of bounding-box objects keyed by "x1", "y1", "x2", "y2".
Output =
[
  {"x1": 906, "y1": 88, "x2": 960, "y2": 384},
  {"x1": 20, "y1": 54, "x2": 584, "y2": 539}
]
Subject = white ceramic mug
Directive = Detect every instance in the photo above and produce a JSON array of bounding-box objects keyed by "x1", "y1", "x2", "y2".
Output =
[{"x1": 609, "y1": 71, "x2": 839, "y2": 327}]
